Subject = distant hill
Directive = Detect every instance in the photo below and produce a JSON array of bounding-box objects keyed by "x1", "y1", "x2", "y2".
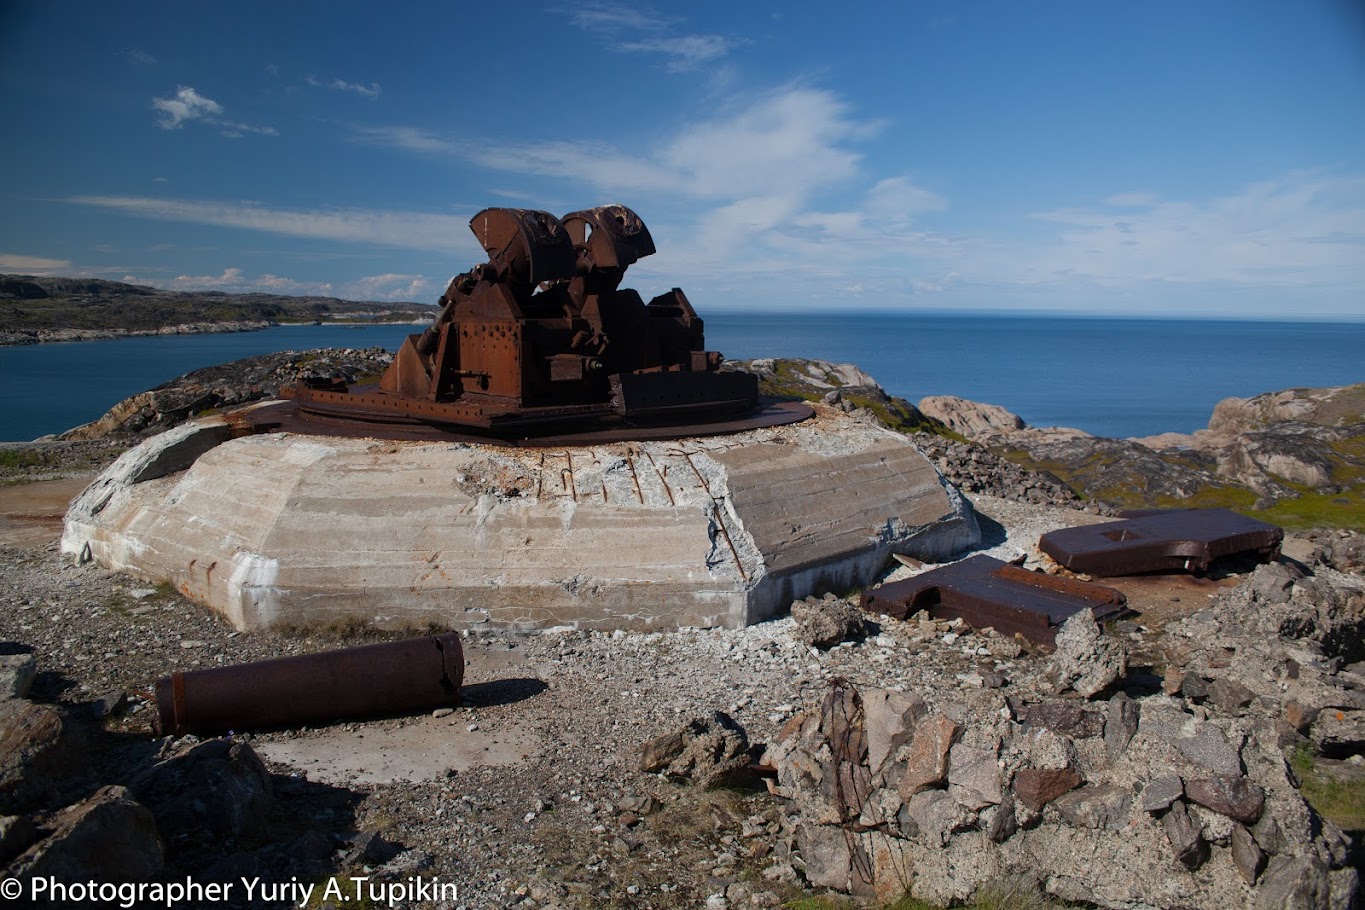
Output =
[{"x1": 0, "y1": 274, "x2": 438, "y2": 344}]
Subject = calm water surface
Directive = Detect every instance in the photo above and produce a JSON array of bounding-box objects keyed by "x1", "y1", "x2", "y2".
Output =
[{"x1": 1, "y1": 317, "x2": 1361, "y2": 441}]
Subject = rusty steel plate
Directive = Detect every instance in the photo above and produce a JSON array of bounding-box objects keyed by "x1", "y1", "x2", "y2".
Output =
[
  {"x1": 1038, "y1": 508, "x2": 1283, "y2": 577},
  {"x1": 236, "y1": 398, "x2": 813, "y2": 446},
  {"x1": 861, "y1": 554, "x2": 1127, "y2": 645}
]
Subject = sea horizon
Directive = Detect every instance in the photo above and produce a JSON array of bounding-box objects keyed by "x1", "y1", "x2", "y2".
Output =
[{"x1": 1, "y1": 312, "x2": 1362, "y2": 443}]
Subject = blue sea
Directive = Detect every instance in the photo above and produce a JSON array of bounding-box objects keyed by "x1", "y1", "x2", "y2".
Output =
[{"x1": 1, "y1": 316, "x2": 1362, "y2": 442}]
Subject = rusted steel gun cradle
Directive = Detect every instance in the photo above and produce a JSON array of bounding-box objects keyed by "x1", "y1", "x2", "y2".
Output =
[{"x1": 282, "y1": 205, "x2": 762, "y2": 437}]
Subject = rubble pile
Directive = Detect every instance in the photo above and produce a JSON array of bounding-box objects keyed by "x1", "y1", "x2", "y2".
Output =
[{"x1": 758, "y1": 666, "x2": 1357, "y2": 907}]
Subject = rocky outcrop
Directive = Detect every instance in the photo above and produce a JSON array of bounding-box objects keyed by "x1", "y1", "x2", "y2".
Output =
[
  {"x1": 926, "y1": 383, "x2": 1365, "y2": 514},
  {"x1": 918, "y1": 395, "x2": 1027, "y2": 441},
  {"x1": 60, "y1": 347, "x2": 393, "y2": 439}
]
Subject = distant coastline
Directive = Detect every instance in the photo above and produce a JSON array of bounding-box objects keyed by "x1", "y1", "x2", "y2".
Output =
[
  {"x1": 0, "y1": 273, "x2": 438, "y2": 346},
  {"x1": 0, "y1": 318, "x2": 436, "y2": 346}
]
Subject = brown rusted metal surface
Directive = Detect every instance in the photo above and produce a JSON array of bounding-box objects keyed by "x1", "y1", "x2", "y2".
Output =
[
  {"x1": 1038, "y1": 508, "x2": 1283, "y2": 577},
  {"x1": 153, "y1": 633, "x2": 464, "y2": 736},
  {"x1": 860, "y1": 554, "x2": 1127, "y2": 645},
  {"x1": 277, "y1": 204, "x2": 794, "y2": 441}
]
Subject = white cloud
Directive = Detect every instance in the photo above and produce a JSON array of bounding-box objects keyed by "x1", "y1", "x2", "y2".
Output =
[
  {"x1": 351, "y1": 126, "x2": 460, "y2": 155},
  {"x1": 65, "y1": 196, "x2": 483, "y2": 255},
  {"x1": 135, "y1": 268, "x2": 432, "y2": 301},
  {"x1": 561, "y1": 2, "x2": 736, "y2": 73},
  {"x1": 306, "y1": 75, "x2": 381, "y2": 98},
  {"x1": 153, "y1": 86, "x2": 222, "y2": 129},
  {"x1": 0, "y1": 253, "x2": 74, "y2": 272},
  {"x1": 151, "y1": 85, "x2": 274, "y2": 138},
  {"x1": 123, "y1": 48, "x2": 157, "y2": 66},
  {"x1": 1022, "y1": 172, "x2": 1365, "y2": 288},
  {"x1": 346, "y1": 274, "x2": 431, "y2": 300},
  {"x1": 618, "y1": 35, "x2": 734, "y2": 72},
  {"x1": 414, "y1": 87, "x2": 874, "y2": 206}
]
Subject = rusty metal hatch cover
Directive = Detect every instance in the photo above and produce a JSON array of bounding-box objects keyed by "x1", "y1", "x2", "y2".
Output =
[
  {"x1": 1038, "y1": 508, "x2": 1283, "y2": 577},
  {"x1": 860, "y1": 554, "x2": 1126, "y2": 645}
]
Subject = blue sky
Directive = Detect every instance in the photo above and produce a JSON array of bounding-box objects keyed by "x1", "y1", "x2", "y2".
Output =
[{"x1": 2, "y1": 1, "x2": 1363, "y2": 318}]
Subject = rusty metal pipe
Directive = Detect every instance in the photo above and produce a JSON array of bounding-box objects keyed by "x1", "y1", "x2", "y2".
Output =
[{"x1": 153, "y1": 633, "x2": 465, "y2": 736}]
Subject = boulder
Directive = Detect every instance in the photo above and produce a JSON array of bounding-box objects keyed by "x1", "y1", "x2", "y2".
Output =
[
  {"x1": 917, "y1": 396, "x2": 1027, "y2": 442},
  {"x1": 1048, "y1": 610, "x2": 1127, "y2": 698},
  {"x1": 4, "y1": 785, "x2": 162, "y2": 884},
  {"x1": 0, "y1": 654, "x2": 36, "y2": 702},
  {"x1": 790, "y1": 595, "x2": 865, "y2": 650},
  {"x1": 639, "y1": 712, "x2": 752, "y2": 790},
  {"x1": 0, "y1": 702, "x2": 87, "y2": 815},
  {"x1": 130, "y1": 738, "x2": 273, "y2": 845}
]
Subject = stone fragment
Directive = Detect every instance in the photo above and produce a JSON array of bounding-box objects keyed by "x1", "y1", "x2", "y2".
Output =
[
  {"x1": 1284, "y1": 701, "x2": 1318, "y2": 733},
  {"x1": 1254, "y1": 854, "x2": 1332, "y2": 910},
  {"x1": 1014, "y1": 700, "x2": 1103, "y2": 738},
  {"x1": 0, "y1": 653, "x2": 36, "y2": 702},
  {"x1": 1231, "y1": 823, "x2": 1266, "y2": 885},
  {"x1": 791, "y1": 596, "x2": 865, "y2": 650},
  {"x1": 5, "y1": 785, "x2": 162, "y2": 884},
  {"x1": 1208, "y1": 678, "x2": 1256, "y2": 715},
  {"x1": 947, "y1": 744, "x2": 1002, "y2": 810},
  {"x1": 862, "y1": 689, "x2": 925, "y2": 781},
  {"x1": 794, "y1": 823, "x2": 866, "y2": 894},
  {"x1": 1139, "y1": 774, "x2": 1184, "y2": 813},
  {"x1": 1250, "y1": 562, "x2": 1296, "y2": 605},
  {"x1": 90, "y1": 689, "x2": 128, "y2": 719},
  {"x1": 131, "y1": 738, "x2": 274, "y2": 843},
  {"x1": 1180, "y1": 674, "x2": 1209, "y2": 701},
  {"x1": 1103, "y1": 691, "x2": 1140, "y2": 761},
  {"x1": 0, "y1": 701, "x2": 87, "y2": 815},
  {"x1": 1048, "y1": 609, "x2": 1127, "y2": 698},
  {"x1": 1051, "y1": 784, "x2": 1131, "y2": 831},
  {"x1": 640, "y1": 712, "x2": 753, "y2": 790},
  {"x1": 640, "y1": 731, "x2": 687, "y2": 773},
  {"x1": 1176, "y1": 725, "x2": 1243, "y2": 777},
  {"x1": 1162, "y1": 666, "x2": 1184, "y2": 696},
  {"x1": 1012, "y1": 767, "x2": 1082, "y2": 812},
  {"x1": 618, "y1": 795, "x2": 661, "y2": 816},
  {"x1": 1162, "y1": 801, "x2": 1208, "y2": 871},
  {"x1": 981, "y1": 798, "x2": 1018, "y2": 842},
  {"x1": 906, "y1": 790, "x2": 967, "y2": 846},
  {"x1": 1184, "y1": 776, "x2": 1265, "y2": 824},
  {"x1": 897, "y1": 714, "x2": 959, "y2": 798}
]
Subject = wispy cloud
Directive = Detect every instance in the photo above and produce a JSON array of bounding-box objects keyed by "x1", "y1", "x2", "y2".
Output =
[
  {"x1": 306, "y1": 75, "x2": 381, "y2": 99},
  {"x1": 618, "y1": 35, "x2": 734, "y2": 73},
  {"x1": 65, "y1": 195, "x2": 482, "y2": 255},
  {"x1": 133, "y1": 267, "x2": 429, "y2": 301},
  {"x1": 122, "y1": 48, "x2": 157, "y2": 66},
  {"x1": 1022, "y1": 172, "x2": 1365, "y2": 288},
  {"x1": 0, "y1": 253, "x2": 74, "y2": 273},
  {"x1": 151, "y1": 85, "x2": 275, "y2": 137},
  {"x1": 561, "y1": 3, "x2": 737, "y2": 73}
]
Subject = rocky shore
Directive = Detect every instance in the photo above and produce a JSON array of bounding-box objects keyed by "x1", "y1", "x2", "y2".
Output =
[{"x1": 0, "y1": 355, "x2": 1361, "y2": 909}]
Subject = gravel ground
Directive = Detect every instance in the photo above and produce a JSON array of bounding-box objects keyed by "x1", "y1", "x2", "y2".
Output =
[{"x1": 0, "y1": 452, "x2": 1300, "y2": 909}]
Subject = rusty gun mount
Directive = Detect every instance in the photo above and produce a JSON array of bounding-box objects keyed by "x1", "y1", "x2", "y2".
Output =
[{"x1": 279, "y1": 205, "x2": 787, "y2": 441}]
